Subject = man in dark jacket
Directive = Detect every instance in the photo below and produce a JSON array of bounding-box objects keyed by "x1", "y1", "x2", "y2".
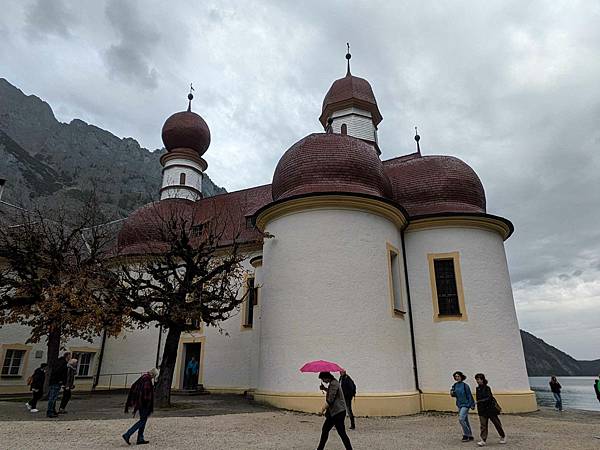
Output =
[
  {"x1": 122, "y1": 368, "x2": 158, "y2": 445},
  {"x1": 58, "y1": 358, "x2": 78, "y2": 414},
  {"x1": 26, "y1": 363, "x2": 47, "y2": 413},
  {"x1": 339, "y1": 369, "x2": 357, "y2": 429},
  {"x1": 595, "y1": 374, "x2": 600, "y2": 403},
  {"x1": 46, "y1": 352, "x2": 71, "y2": 418}
]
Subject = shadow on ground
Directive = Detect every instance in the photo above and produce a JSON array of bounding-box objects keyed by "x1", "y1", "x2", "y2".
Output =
[{"x1": 0, "y1": 393, "x2": 277, "y2": 422}]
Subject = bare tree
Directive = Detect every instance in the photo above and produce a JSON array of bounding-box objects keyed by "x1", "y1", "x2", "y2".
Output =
[
  {"x1": 0, "y1": 196, "x2": 129, "y2": 385},
  {"x1": 114, "y1": 199, "x2": 251, "y2": 407}
]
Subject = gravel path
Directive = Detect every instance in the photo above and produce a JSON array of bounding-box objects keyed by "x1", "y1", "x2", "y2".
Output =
[{"x1": 1, "y1": 409, "x2": 599, "y2": 449}]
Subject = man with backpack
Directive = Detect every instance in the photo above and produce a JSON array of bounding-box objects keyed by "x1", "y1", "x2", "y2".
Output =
[
  {"x1": 122, "y1": 368, "x2": 159, "y2": 445},
  {"x1": 339, "y1": 369, "x2": 357, "y2": 430},
  {"x1": 25, "y1": 363, "x2": 47, "y2": 413}
]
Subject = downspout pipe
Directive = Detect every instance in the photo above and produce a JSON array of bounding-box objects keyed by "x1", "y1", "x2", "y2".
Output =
[
  {"x1": 401, "y1": 230, "x2": 422, "y2": 401},
  {"x1": 93, "y1": 328, "x2": 108, "y2": 390}
]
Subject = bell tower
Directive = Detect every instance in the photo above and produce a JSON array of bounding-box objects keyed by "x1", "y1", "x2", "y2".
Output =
[
  {"x1": 159, "y1": 87, "x2": 210, "y2": 201},
  {"x1": 319, "y1": 45, "x2": 383, "y2": 154}
]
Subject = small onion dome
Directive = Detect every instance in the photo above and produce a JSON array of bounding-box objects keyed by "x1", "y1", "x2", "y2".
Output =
[
  {"x1": 385, "y1": 155, "x2": 486, "y2": 217},
  {"x1": 117, "y1": 198, "x2": 197, "y2": 256},
  {"x1": 319, "y1": 73, "x2": 382, "y2": 128},
  {"x1": 272, "y1": 133, "x2": 392, "y2": 201},
  {"x1": 161, "y1": 111, "x2": 211, "y2": 156}
]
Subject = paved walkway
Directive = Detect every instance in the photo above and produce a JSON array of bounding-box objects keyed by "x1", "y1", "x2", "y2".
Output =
[
  {"x1": 0, "y1": 393, "x2": 599, "y2": 449},
  {"x1": 0, "y1": 392, "x2": 274, "y2": 421}
]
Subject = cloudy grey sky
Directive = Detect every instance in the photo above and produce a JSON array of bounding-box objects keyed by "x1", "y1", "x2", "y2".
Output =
[{"x1": 1, "y1": 0, "x2": 599, "y2": 359}]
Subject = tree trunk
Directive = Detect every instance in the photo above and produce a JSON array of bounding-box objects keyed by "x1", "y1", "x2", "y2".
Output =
[
  {"x1": 44, "y1": 328, "x2": 61, "y2": 395},
  {"x1": 154, "y1": 325, "x2": 182, "y2": 408}
]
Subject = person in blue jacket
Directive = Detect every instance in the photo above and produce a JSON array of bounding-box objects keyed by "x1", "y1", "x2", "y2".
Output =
[{"x1": 451, "y1": 371, "x2": 475, "y2": 442}]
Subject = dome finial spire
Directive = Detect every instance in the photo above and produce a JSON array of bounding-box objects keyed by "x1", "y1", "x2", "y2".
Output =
[
  {"x1": 187, "y1": 83, "x2": 195, "y2": 112},
  {"x1": 414, "y1": 126, "x2": 421, "y2": 155},
  {"x1": 345, "y1": 42, "x2": 351, "y2": 76}
]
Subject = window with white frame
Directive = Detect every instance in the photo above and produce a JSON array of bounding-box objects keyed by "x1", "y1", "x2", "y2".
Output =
[
  {"x1": 2, "y1": 349, "x2": 26, "y2": 376},
  {"x1": 72, "y1": 352, "x2": 95, "y2": 377}
]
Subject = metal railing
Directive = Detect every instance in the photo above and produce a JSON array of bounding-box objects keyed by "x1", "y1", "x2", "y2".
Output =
[{"x1": 92, "y1": 372, "x2": 143, "y2": 391}]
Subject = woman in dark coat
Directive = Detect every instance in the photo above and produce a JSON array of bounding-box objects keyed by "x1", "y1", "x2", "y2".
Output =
[
  {"x1": 474, "y1": 373, "x2": 506, "y2": 447},
  {"x1": 549, "y1": 376, "x2": 563, "y2": 411},
  {"x1": 26, "y1": 363, "x2": 47, "y2": 413},
  {"x1": 122, "y1": 368, "x2": 158, "y2": 445},
  {"x1": 316, "y1": 372, "x2": 353, "y2": 450}
]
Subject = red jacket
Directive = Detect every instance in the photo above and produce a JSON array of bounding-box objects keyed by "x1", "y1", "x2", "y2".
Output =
[{"x1": 125, "y1": 373, "x2": 154, "y2": 415}]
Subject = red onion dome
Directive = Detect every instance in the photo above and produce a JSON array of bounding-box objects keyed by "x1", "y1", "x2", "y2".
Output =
[
  {"x1": 319, "y1": 73, "x2": 382, "y2": 128},
  {"x1": 117, "y1": 198, "x2": 197, "y2": 255},
  {"x1": 384, "y1": 155, "x2": 486, "y2": 217},
  {"x1": 272, "y1": 133, "x2": 392, "y2": 201},
  {"x1": 161, "y1": 110, "x2": 211, "y2": 156}
]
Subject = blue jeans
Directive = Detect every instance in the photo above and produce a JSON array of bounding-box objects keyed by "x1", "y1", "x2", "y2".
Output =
[
  {"x1": 458, "y1": 406, "x2": 473, "y2": 437},
  {"x1": 46, "y1": 384, "x2": 61, "y2": 416},
  {"x1": 124, "y1": 409, "x2": 150, "y2": 443},
  {"x1": 553, "y1": 392, "x2": 563, "y2": 410}
]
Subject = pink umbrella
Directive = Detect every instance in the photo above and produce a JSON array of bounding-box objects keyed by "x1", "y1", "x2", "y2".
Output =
[{"x1": 299, "y1": 360, "x2": 344, "y2": 373}]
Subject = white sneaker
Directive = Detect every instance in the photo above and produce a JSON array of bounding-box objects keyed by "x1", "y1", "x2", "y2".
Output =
[
  {"x1": 30, "y1": 409, "x2": 39, "y2": 413},
  {"x1": 477, "y1": 441, "x2": 486, "y2": 447},
  {"x1": 499, "y1": 437, "x2": 507, "y2": 444},
  {"x1": 25, "y1": 403, "x2": 31, "y2": 410}
]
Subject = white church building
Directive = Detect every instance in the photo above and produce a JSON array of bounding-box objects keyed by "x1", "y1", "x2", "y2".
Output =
[{"x1": 0, "y1": 54, "x2": 537, "y2": 415}]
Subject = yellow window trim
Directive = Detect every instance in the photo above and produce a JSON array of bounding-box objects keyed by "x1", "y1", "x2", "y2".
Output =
[
  {"x1": 68, "y1": 346, "x2": 98, "y2": 354},
  {"x1": 240, "y1": 272, "x2": 257, "y2": 331},
  {"x1": 386, "y1": 242, "x2": 406, "y2": 318},
  {"x1": 427, "y1": 252, "x2": 468, "y2": 322},
  {"x1": 0, "y1": 343, "x2": 33, "y2": 378},
  {"x1": 175, "y1": 335, "x2": 206, "y2": 389}
]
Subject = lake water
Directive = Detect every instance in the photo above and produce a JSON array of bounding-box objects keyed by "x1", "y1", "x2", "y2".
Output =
[{"x1": 529, "y1": 376, "x2": 600, "y2": 412}]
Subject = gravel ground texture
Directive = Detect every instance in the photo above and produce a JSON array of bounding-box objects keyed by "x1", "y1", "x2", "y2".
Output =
[{"x1": 1, "y1": 394, "x2": 599, "y2": 449}]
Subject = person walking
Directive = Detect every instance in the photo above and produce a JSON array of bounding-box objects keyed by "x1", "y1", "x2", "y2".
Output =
[
  {"x1": 549, "y1": 376, "x2": 563, "y2": 411},
  {"x1": 58, "y1": 358, "x2": 78, "y2": 414},
  {"x1": 595, "y1": 375, "x2": 600, "y2": 440},
  {"x1": 25, "y1": 363, "x2": 47, "y2": 413},
  {"x1": 474, "y1": 373, "x2": 506, "y2": 447},
  {"x1": 185, "y1": 356, "x2": 199, "y2": 389},
  {"x1": 315, "y1": 372, "x2": 353, "y2": 450},
  {"x1": 46, "y1": 352, "x2": 71, "y2": 418},
  {"x1": 450, "y1": 371, "x2": 475, "y2": 442},
  {"x1": 122, "y1": 368, "x2": 158, "y2": 445},
  {"x1": 339, "y1": 369, "x2": 356, "y2": 430}
]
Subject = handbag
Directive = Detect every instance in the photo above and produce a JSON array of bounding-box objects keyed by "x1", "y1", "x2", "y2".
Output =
[{"x1": 491, "y1": 396, "x2": 502, "y2": 415}]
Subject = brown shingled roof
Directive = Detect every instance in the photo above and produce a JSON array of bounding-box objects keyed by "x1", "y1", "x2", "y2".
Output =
[
  {"x1": 162, "y1": 110, "x2": 211, "y2": 156},
  {"x1": 116, "y1": 185, "x2": 271, "y2": 256},
  {"x1": 272, "y1": 133, "x2": 392, "y2": 201},
  {"x1": 383, "y1": 153, "x2": 486, "y2": 217},
  {"x1": 117, "y1": 148, "x2": 489, "y2": 255},
  {"x1": 319, "y1": 73, "x2": 383, "y2": 127}
]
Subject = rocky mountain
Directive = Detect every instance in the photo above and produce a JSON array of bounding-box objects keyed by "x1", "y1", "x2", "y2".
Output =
[
  {"x1": 521, "y1": 329, "x2": 600, "y2": 376},
  {"x1": 0, "y1": 78, "x2": 225, "y2": 218}
]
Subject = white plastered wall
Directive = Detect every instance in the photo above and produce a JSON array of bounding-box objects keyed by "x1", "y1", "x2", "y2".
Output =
[
  {"x1": 100, "y1": 254, "x2": 262, "y2": 391},
  {"x1": 0, "y1": 323, "x2": 102, "y2": 392},
  {"x1": 404, "y1": 226, "x2": 530, "y2": 393},
  {"x1": 330, "y1": 107, "x2": 376, "y2": 142},
  {"x1": 161, "y1": 158, "x2": 203, "y2": 201},
  {"x1": 258, "y1": 208, "x2": 415, "y2": 394}
]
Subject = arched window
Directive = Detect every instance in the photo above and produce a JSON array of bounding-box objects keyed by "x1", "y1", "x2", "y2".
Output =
[
  {"x1": 341, "y1": 123, "x2": 348, "y2": 135},
  {"x1": 179, "y1": 173, "x2": 186, "y2": 185}
]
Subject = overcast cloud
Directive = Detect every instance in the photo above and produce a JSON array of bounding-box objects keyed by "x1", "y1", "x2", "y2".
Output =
[{"x1": 1, "y1": 0, "x2": 598, "y2": 359}]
